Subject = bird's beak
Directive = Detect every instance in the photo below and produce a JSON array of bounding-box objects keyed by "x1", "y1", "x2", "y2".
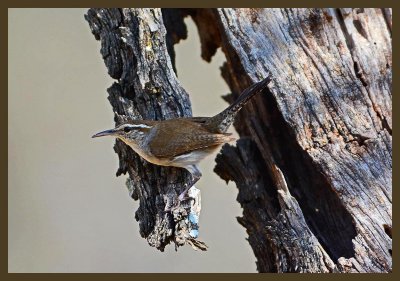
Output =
[{"x1": 92, "y1": 129, "x2": 117, "y2": 138}]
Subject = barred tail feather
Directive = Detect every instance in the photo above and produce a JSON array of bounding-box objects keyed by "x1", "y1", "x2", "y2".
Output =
[{"x1": 209, "y1": 75, "x2": 271, "y2": 133}]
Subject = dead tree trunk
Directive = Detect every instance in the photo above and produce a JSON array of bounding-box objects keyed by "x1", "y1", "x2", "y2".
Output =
[{"x1": 86, "y1": 8, "x2": 392, "y2": 272}]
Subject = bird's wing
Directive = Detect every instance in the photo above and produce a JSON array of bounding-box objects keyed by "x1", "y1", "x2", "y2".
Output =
[{"x1": 148, "y1": 119, "x2": 234, "y2": 159}]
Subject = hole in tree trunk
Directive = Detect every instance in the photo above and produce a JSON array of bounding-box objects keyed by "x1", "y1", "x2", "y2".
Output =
[{"x1": 383, "y1": 224, "x2": 392, "y2": 239}]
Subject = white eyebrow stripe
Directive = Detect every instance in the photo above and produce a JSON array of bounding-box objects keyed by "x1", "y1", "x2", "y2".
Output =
[{"x1": 123, "y1": 124, "x2": 152, "y2": 129}]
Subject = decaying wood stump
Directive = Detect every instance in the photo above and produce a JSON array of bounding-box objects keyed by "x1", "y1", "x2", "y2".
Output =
[{"x1": 86, "y1": 8, "x2": 392, "y2": 272}]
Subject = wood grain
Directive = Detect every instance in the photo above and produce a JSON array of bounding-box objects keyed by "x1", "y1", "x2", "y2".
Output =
[{"x1": 210, "y1": 8, "x2": 392, "y2": 272}]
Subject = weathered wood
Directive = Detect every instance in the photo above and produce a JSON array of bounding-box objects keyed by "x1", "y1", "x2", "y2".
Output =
[
  {"x1": 85, "y1": 8, "x2": 207, "y2": 251},
  {"x1": 204, "y1": 8, "x2": 391, "y2": 272},
  {"x1": 86, "y1": 8, "x2": 392, "y2": 272}
]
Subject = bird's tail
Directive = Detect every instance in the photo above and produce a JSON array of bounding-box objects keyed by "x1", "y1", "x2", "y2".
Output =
[{"x1": 207, "y1": 76, "x2": 271, "y2": 133}]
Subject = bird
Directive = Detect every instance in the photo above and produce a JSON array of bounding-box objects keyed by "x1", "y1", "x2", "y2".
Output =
[{"x1": 93, "y1": 76, "x2": 271, "y2": 203}]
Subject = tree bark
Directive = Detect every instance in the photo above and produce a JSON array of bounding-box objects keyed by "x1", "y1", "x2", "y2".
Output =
[
  {"x1": 199, "y1": 8, "x2": 391, "y2": 272},
  {"x1": 86, "y1": 8, "x2": 392, "y2": 272},
  {"x1": 85, "y1": 8, "x2": 206, "y2": 251}
]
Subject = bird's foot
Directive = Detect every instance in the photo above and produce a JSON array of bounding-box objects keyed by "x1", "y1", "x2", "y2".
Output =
[
  {"x1": 164, "y1": 186, "x2": 196, "y2": 213},
  {"x1": 164, "y1": 200, "x2": 194, "y2": 214},
  {"x1": 178, "y1": 184, "x2": 196, "y2": 205}
]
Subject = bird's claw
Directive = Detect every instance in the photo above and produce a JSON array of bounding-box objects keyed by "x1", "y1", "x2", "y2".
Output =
[
  {"x1": 164, "y1": 193, "x2": 196, "y2": 213},
  {"x1": 178, "y1": 186, "x2": 196, "y2": 205}
]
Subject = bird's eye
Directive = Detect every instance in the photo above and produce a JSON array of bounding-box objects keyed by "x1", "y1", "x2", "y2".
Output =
[{"x1": 124, "y1": 127, "x2": 132, "y2": 133}]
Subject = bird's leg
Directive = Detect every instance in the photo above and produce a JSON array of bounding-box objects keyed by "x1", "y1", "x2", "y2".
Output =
[
  {"x1": 178, "y1": 165, "x2": 202, "y2": 202},
  {"x1": 164, "y1": 165, "x2": 202, "y2": 212}
]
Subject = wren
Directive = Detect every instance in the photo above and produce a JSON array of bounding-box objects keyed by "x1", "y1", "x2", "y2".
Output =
[{"x1": 93, "y1": 76, "x2": 271, "y2": 202}]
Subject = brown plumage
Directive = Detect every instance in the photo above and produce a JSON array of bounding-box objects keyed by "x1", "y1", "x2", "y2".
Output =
[
  {"x1": 148, "y1": 119, "x2": 235, "y2": 159},
  {"x1": 92, "y1": 76, "x2": 271, "y2": 203}
]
